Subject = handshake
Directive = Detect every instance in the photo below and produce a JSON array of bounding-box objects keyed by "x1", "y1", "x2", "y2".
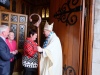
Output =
[
  {"x1": 10, "y1": 50, "x2": 18, "y2": 55},
  {"x1": 37, "y1": 46, "x2": 43, "y2": 52}
]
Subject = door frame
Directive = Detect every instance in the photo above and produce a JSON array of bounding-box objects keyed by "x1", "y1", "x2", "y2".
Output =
[{"x1": 82, "y1": 0, "x2": 94, "y2": 75}]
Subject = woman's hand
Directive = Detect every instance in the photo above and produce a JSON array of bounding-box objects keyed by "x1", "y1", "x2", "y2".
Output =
[{"x1": 10, "y1": 50, "x2": 18, "y2": 55}]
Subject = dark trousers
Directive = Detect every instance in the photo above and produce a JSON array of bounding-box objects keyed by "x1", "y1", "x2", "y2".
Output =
[
  {"x1": 23, "y1": 67, "x2": 38, "y2": 75},
  {"x1": 9, "y1": 60, "x2": 15, "y2": 75}
]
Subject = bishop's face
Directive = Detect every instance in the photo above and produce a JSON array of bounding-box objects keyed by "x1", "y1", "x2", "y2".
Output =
[{"x1": 43, "y1": 29, "x2": 50, "y2": 37}]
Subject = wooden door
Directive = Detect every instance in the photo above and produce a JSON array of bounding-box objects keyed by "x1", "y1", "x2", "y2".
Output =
[
  {"x1": 50, "y1": 0, "x2": 84, "y2": 75},
  {"x1": 49, "y1": 0, "x2": 94, "y2": 75},
  {"x1": 0, "y1": 11, "x2": 27, "y2": 72}
]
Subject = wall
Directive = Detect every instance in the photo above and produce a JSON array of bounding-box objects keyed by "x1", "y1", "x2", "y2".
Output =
[{"x1": 92, "y1": 0, "x2": 100, "y2": 75}]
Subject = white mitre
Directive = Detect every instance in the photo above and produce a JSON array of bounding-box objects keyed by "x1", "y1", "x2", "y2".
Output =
[{"x1": 44, "y1": 21, "x2": 54, "y2": 31}]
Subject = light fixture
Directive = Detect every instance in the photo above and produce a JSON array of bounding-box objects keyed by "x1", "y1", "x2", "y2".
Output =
[
  {"x1": 42, "y1": 8, "x2": 45, "y2": 18},
  {"x1": 46, "y1": 8, "x2": 49, "y2": 18}
]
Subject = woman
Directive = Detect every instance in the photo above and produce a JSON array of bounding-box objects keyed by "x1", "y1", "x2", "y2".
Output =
[
  {"x1": 22, "y1": 29, "x2": 38, "y2": 75},
  {"x1": 6, "y1": 31, "x2": 18, "y2": 75}
]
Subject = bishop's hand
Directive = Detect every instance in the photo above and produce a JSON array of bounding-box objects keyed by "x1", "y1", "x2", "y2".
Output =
[{"x1": 37, "y1": 46, "x2": 43, "y2": 52}]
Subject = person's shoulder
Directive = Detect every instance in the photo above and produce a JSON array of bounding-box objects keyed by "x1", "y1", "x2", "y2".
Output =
[
  {"x1": 13, "y1": 40, "x2": 16, "y2": 42},
  {"x1": 25, "y1": 38, "x2": 30, "y2": 41},
  {"x1": 24, "y1": 38, "x2": 31, "y2": 44},
  {"x1": 13, "y1": 40, "x2": 17, "y2": 43},
  {"x1": 53, "y1": 33, "x2": 60, "y2": 40},
  {"x1": 52, "y1": 33, "x2": 58, "y2": 38},
  {"x1": 0, "y1": 37, "x2": 3, "y2": 41},
  {"x1": 0, "y1": 40, "x2": 6, "y2": 46},
  {"x1": 10, "y1": 40, "x2": 17, "y2": 46},
  {"x1": 0, "y1": 37, "x2": 6, "y2": 43}
]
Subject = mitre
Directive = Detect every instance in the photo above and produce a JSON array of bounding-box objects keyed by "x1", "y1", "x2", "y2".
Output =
[{"x1": 44, "y1": 21, "x2": 54, "y2": 31}]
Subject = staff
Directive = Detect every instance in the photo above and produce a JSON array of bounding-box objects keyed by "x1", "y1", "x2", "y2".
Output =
[{"x1": 29, "y1": 13, "x2": 41, "y2": 75}]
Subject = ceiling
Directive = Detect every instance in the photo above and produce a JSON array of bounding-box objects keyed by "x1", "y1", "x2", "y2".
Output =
[{"x1": 24, "y1": 0, "x2": 50, "y2": 6}]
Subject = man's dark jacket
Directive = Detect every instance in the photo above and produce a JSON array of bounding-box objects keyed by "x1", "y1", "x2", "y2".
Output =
[{"x1": 0, "y1": 37, "x2": 14, "y2": 74}]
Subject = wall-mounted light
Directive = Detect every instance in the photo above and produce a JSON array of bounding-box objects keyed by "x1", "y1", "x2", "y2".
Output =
[
  {"x1": 42, "y1": 8, "x2": 45, "y2": 18},
  {"x1": 42, "y1": 8, "x2": 49, "y2": 19},
  {"x1": 46, "y1": 8, "x2": 49, "y2": 18}
]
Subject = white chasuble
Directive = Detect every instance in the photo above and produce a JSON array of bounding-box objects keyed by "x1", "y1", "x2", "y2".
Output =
[{"x1": 40, "y1": 33, "x2": 62, "y2": 75}]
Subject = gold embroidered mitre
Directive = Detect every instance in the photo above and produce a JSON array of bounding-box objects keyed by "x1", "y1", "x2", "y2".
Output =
[{"x1": 44, "y1": 21, "x2": 54, "y2": 31}]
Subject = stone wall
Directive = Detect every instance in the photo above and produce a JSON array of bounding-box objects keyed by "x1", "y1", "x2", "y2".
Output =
[{"x1": 92, "y1": 0, "x2": 100, "y2": 75}]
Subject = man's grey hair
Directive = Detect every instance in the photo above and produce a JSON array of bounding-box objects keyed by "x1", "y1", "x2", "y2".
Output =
[{"x1": 0, "y1": 25, "x2": 9, "y2": 34}]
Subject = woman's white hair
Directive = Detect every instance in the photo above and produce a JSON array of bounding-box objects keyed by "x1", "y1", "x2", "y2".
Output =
[{"x1": 0, "y1": 25, "x2": 9, "y2": 34}]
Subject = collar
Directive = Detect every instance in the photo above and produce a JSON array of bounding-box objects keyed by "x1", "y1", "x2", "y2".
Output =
[{"x1": 0, "y1": 36, "x2": 6, "y2": 41}]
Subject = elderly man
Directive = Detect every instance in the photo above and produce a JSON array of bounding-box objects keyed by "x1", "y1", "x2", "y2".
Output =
[
  {"x1": 0, "y1": 25, "x2": 17, "y2": 75},
  {"x1": 38, "y1": 21, "x2": 62, "y2": 75}
]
